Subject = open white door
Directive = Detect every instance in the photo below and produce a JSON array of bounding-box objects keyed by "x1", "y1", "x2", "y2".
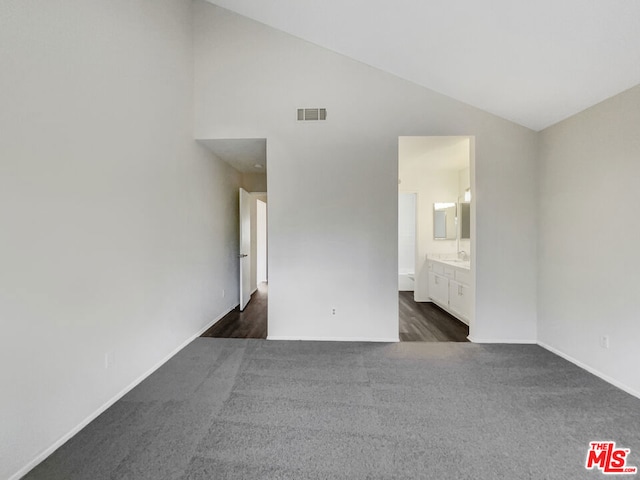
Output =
[{"x1": 239, "y1": 188, "x2": 251, "y2": 311}]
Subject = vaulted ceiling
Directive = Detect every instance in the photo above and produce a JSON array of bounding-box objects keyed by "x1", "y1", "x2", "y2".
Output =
[{"x1": 207, "y1": 0, "x2": 640, "y2": 131}]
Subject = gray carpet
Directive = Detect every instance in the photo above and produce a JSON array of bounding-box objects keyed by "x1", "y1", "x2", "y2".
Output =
[{"x1": 25, "y1": 339, "x2": 640, "y2": 479}]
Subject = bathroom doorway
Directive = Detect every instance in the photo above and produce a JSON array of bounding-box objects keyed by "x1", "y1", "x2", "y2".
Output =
[{"x1": 398, "y1": 136, "x2": 472, "y2": 342}]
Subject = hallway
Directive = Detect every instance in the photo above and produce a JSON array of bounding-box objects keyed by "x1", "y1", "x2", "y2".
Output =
[{"x1": 201, "y1": 283, "x2": 268, "y2": 339}]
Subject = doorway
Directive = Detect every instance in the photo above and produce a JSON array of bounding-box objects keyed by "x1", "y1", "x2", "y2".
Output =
[
  {"x1": 197, "y1": 138, "x2": 269, "y2": 339},
  {"x1": 202, "y1": 191, "x2": 268, "y2": 339},
  {"x1": 398, "y1": 136, "x2": 473, "y2": 342}
]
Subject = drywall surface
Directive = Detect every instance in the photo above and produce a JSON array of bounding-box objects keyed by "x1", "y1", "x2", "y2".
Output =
[
  {"x1": 0, "y1": 1, "x2": 241, "y2": 478},
  {"x1": 194, "y1": 3, "x2": 538, "y2": 343},
  {"x1": 538, "y1": 84, "x2": 640, "y2": 396},
  {"x1": 458, "y1": 166, "x2": 472, "y2": 255},
  {"x1": 249, "y1": 193, "x2": 268, "y2": 294},
  {"x1": 257, "y1": 199, "x2": 268, "y2": 284},
  {"x1": 398, "y1": 193, "x2": 417, "y2": 277}
]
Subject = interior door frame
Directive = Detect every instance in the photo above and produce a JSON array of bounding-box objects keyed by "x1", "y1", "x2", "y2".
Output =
[{"x1": 239, "y1": 187, "x2": 251, "y2": 311}]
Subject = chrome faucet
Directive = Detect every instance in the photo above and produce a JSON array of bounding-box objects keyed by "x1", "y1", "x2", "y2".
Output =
[{"x1": 458, "y1": 250, "x2": 469, "y2": 261}]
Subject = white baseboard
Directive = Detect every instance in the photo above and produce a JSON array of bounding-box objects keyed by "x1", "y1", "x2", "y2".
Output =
[
  {"x1": 10, "y1": 303, "x2": 237, "y2": 480},
  {"x1": 202, "y1": 303, "x2": 239, "y2": 332},
  {"x1": 267, "y1": 335, "x2": 399, "y2": 343},
  {"x1": 467, "y1": 336, "x2": 536, "y2": 344},
  {"x1": 198, "y1": 303, "x2": 237, "y2": 337},
  {"x1": 538, "y1": 341, "x2": 640, "y2": 400}
]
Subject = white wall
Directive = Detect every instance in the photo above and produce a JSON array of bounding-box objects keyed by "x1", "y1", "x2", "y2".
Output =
[
  {"x1": 249, "y1": 193, "x2": 268, "y2": 294},
  {"x1": 459, "y1": 167, "x2": 471, "y2": 195},
  {"x1": 398, "y1": 193, "x2": 417, "y2": 276},
  {"x1": 398, "y1": 192, "x2": 416, "y2": 292},
  {"x1": 458, "y1": 166, "x2": 472, "y2": 255},
  {"x1": 257, "y1": 199, "x2": 268, "y2": 284},
  {"x1": 538, "y1": 84, "x2": 640, "y2": 396},
  {"x1": 194, "y1": 2, "x2": 538, "y2": 343},
  {"x1": 0, "y1": 1, "x2": 241, "y2": 478}
]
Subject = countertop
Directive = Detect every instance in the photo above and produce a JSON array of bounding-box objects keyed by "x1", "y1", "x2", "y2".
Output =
[{"x1": 429, "y1": 257, "x2": 471, "y2": 271}]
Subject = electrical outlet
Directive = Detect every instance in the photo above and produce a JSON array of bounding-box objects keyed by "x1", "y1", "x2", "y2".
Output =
[
  {"x1": 600, "y1": 335, "x2": 610, "y2": 349},
  {"x1": 331, "y1": 308, "x2": 336, "y2": 315}
]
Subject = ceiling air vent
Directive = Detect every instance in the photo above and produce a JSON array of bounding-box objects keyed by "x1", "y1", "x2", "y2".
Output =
[{"x1": 297, "y1": 108, "x2": 327, "y2": 121}]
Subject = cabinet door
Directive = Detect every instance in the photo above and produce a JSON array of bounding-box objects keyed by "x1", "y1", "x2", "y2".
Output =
[
  {"x1": 448, "y1": 280, "x2": 470, "y2": 324},
  {"x1": 428, "y1": 272, "x2": 449, "y2": 306}
]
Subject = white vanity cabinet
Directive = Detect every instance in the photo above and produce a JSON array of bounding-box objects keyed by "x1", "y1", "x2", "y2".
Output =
[
  {"x1": 427, "y1": 259, "x2": 472, "y2": 325},
  {"x1": 448, "y1": 280, "x2": 471, "y2": 321},
  {"x1": 428, "y1": 272, "x2": 449, "y2": 306}
]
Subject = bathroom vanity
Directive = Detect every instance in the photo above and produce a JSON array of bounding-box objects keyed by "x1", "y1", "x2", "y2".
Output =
[{"x1": 427, "y1": 258, "x2": 472, "y2": 325}]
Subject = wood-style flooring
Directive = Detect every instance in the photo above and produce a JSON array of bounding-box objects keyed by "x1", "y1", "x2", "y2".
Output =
[
  {"x1": 201, "y1": 284, "x2": 468, "y2": 342},
  {"x1": 399, "y1": 291, "x2": 469, "y2": 342},
  {"x1": 201, "y1": 283, "x2": 268, "y2": 339}
]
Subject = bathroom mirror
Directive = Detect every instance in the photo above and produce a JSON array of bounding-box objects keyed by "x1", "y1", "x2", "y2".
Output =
[
  {"x1": 433, "y1": 202, "x2": 457, "y2": 240},
  {"x1": 459, "y1": 202, "x2": 470, "y2": 240}
]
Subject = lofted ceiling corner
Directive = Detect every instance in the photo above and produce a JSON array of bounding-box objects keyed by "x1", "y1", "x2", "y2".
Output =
[{"x1": 205, "y1": 0, "x2": 640, "y2": 131}]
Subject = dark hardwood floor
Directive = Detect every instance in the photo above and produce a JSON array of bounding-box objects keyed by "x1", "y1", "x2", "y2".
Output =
[
  {"x1": 399, "y1": 291, "x2": 469, "y2": 342},
  {"x1": 201, "y1": 284, "x2": 467, "y2": 342},
  {"x1": 201, "y1": 283, "x2": 268, "y2": 339}
]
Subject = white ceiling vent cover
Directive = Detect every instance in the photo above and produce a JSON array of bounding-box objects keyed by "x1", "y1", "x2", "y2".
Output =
[{"x1": 297, "y1": 108, "x2": 327, "y2": 121}]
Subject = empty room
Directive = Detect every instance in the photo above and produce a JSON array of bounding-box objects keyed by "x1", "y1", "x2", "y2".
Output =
[{"x1": 2, "y1": 1, "x2": 639, "y2": 479}]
